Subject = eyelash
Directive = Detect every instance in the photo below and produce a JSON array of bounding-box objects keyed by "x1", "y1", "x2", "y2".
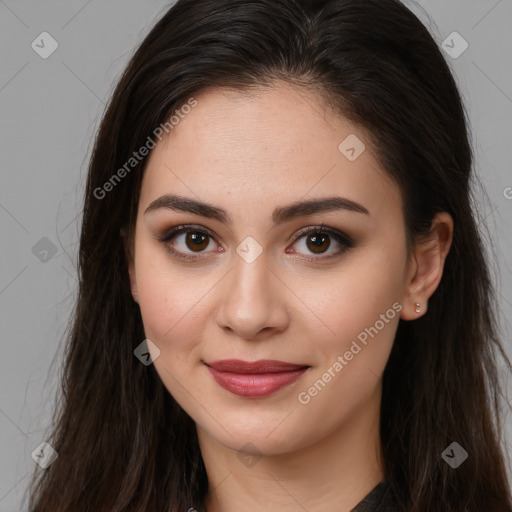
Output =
[{"x1": 156, "y1": 224, "x2": 353, "y2": 263}]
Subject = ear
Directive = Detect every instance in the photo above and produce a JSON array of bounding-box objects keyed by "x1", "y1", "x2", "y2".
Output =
[
  {"x1": 400, "y1": 212, "x2": 453, "y2": 320},
  {"x1": 120, "y1": 227, "x2": 139, "y2": 304}
]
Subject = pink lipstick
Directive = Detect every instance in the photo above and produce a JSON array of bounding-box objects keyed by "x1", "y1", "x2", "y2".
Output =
[{"x1": 204, "y1": 359, "x2": 309, "y2": 397}]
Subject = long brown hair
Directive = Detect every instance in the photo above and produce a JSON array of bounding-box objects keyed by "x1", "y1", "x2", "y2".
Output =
[{"x1": 26, "y1": 0, "x2": 512, "y2": 510}]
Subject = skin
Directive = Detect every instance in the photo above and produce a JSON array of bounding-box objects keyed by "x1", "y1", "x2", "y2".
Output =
[{"x1": 124, "y1": 82, "x2": 453, "y2": 512}]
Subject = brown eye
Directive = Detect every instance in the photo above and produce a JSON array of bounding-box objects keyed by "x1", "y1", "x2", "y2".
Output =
[
  {"x1": 157, "y1": 224, "x2": 352, "y2": 262},
  {"x1": 158, "y1": 225, "x2": 219, "y2": 260},
  {"x1": 288, "y1": 226, "x2": 353, "y2": 260},
  {"x1": 305, "y1": 232, "x2": 331, "y2": 254},
  {"x1": 184, "y1": 231, "x2": 210, "y2": 252}
]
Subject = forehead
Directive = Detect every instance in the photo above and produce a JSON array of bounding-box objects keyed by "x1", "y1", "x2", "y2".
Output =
[{"x1": 139, "y1": 83, "x2": 401, "y2": 225}]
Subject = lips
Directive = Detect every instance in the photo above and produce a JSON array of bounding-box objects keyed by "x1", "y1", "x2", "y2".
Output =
[
  {"x1": 204, "y1": 359, "x2": 310, "y2": 397},
  {"x1": 206, "y1": 359, "x2": 308, "y2": 373}
]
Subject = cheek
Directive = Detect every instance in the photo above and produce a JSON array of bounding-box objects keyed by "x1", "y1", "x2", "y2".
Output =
[
  {"x1": 293, "y1": 252, "x2": 405, "y2": 417},
  {"x1": 134, "y1": 255, "x2": 208, "y2": 403},
  {"x1": 297, "y1": 246, "x2": 405, "y2": 345},
  {"x1": 133, "y1": 241, "x2": 206, "y2": 352},
  {"x1": 292, "y1": 260, "x2": 403, "y2": 427}
]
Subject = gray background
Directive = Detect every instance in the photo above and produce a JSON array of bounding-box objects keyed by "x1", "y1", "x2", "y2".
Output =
[{"x1": 0, "y1": 1, "x2": 511, "y2": 510}]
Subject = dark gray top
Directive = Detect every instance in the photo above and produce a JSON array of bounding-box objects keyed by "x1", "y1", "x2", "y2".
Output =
[{"x1": 351, "y1": 480, "x2": 398, "y2": 512}]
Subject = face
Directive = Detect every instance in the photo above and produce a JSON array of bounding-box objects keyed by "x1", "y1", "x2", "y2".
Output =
[{"x1": 127, "y1": 82, "x2": 413, "y2": 456}]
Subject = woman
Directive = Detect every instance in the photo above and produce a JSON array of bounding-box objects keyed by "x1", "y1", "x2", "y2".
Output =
[{"x1": 26, "y1": 0, "x2": 512, "y2": 510}]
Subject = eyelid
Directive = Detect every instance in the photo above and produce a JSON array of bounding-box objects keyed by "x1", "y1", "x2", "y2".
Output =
[
  {"x1": 156, "y1": 224, "x2": 217, "y2": 243},
  {"x1": 291, "y1": 223, "x2": 352, "y2": 245}
]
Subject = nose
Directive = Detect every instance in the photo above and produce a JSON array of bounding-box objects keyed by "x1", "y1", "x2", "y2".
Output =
[{"x1": 215, "y1": 251, "x2": 289, "y2": 340}]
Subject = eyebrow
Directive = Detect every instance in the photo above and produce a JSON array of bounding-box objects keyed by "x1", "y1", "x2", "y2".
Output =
[{"x1": 144, "y1": 193, "x2": 369, "y2": 224}]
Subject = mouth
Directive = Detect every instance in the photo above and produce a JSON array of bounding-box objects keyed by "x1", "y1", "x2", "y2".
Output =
[{"x1": 203, "y1": 359, "x2": 310, "y2": 397}]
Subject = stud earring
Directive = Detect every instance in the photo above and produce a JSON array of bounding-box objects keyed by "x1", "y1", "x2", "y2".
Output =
[{"x1": 415, "y1": 303, "x2": 421, "y2": 313}]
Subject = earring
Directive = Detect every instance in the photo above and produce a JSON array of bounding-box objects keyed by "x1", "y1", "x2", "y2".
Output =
[{"x1": 415, "y1": 303, "x2": 421, "y2": 313}]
